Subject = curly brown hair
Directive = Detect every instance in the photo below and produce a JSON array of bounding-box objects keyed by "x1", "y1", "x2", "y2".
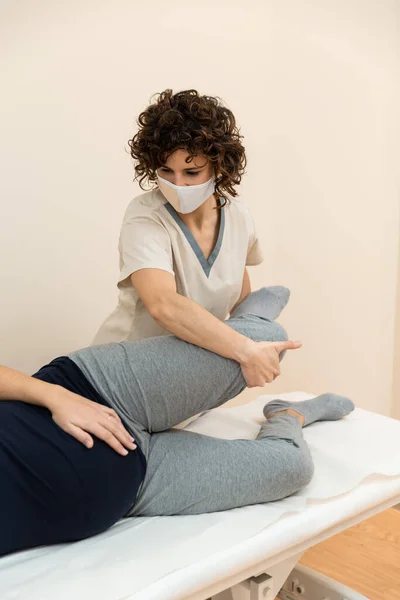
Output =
[{"x1": 128, "y1": 89, "x2": 246, "y2": 204}]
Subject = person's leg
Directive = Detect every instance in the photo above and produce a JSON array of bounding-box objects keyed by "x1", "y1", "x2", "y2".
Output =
[
  {"x1": 0, "y1": 399, "x2": 145, "y2": 556},
  {"x1": 131, "y1": 392, "x2": 355, "y2": 516},
  {"x1": 71, "y1": 287, "x2": 292, "y2": 458},
  {"x1": 263, "y1": 393, "x2": 355, "y2": 425},
  {"x1": 0, "y1": 358, "x2": 146, "y2": 557},
  {"x1": 130, "y1": 412, "x2": 314, "y2": 516},
  {"x1": 229, "y1": 286, "x2": 290, "y2": 320}
]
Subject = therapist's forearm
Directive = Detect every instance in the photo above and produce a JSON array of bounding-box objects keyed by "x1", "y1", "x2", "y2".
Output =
[
  {"x1": 230, "y1": 268, "x2": 251, "y2": 315},
  {"x1": 0, "y1": 365, "x2": 57, "y2": 408},
  {"x1": 151, "y1": 293, "x2": 256, "y2": 364}
]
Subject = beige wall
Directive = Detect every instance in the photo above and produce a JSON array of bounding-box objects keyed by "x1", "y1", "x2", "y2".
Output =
[
  {"x1": 1, "y1": 0, "x2": 399, "y2": 415},
  {"x1": 392, "y1": 232, "x2": 400, "y2": 420}
]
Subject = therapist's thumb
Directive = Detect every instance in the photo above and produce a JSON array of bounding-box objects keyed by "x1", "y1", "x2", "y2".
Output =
[{"x1": 272, "y1": 340, "x2": 302, "y2": 352}]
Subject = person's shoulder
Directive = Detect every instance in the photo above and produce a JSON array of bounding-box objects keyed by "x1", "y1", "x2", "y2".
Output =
[
  {"x1": 123, "y1": 189, "x2": 167, "y2": 222},
  {"x1": 225, "y1": 198, "x2": 253, "y2": 226}
]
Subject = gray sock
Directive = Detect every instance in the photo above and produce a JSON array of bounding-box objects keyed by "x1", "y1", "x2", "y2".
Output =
[
  {"x1": 230, "y1": 286, "x2": 290, "y2": 321},
  {"x1": 263, "y1": 393, "x2": 355, "y2": 427}
]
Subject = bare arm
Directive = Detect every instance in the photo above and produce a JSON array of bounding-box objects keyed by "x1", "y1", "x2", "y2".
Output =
[
  {"x1": 230, "y1": 268, "x2": 251, "y2": 315},
  {"x1": 0, "y1": 365, "x2": 135, "y2": 455},
  {"x1": 0, "y1": 364, "x2": 57, "y2": 406},
  {"x1": 132, "y1": 269, "x2": 256, "y2": 364},
  {"x1": 131, "y1": 269, "x2": 301, "y2": 387}
]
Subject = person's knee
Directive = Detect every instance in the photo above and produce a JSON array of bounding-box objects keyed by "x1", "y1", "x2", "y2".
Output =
[
  {"x1": 278, "y1": 442, "x2": 314, "y2": 496},
  {"x1": 297, "y1": 450, "x2": 314, "y2": 489},
  {"x1": 273, "y1": 322, "x2": 289, "y2": 342},
  {"x1": 259, "y1": 321, "x2": 288, "y2": 343}
]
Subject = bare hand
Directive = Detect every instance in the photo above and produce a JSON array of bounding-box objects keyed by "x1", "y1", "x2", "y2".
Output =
[
  {"x1": 47, "y1": 386, "x2": 136, "y2": 455},
  {"x1": 240, "y1": 340, "x2": 302, "y2": 388}
]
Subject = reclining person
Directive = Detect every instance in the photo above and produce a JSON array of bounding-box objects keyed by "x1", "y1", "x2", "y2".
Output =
[{"x1": 0, "y1": 287, "x2": 354, "y2": 556}]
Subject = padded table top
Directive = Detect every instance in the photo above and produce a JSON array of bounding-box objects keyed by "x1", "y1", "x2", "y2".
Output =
[{"x1": 1, "y1": 392, "x2": 400, "y2": 600}]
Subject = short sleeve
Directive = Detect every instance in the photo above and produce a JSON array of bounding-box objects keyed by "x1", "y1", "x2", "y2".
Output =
[
  {"x1": 118, "y1": 214, "x2": 174, "y2": 287},
  {"x1": 245, "y1": 209, "x2": 263, "y2": 266}
]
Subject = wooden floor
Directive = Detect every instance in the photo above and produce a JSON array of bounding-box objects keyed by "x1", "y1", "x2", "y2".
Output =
[{"x1": 300, "y1": 508, "x2": 400, "y2": 600}]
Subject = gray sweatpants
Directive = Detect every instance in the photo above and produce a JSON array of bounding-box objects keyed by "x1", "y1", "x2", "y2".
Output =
[
  {"x1": 130, "y1": 414, "x2": 314, "y2": 516},
  {"x1": 129, "y1": 293, "x2": 314, "y2": 516},
  {"x1": 72, "y1": 288, "x2": 315, "y2": 516}
]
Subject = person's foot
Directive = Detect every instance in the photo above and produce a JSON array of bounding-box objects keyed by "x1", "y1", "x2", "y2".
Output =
[
  {"x1": 230, "y1": 286, "x2": 290, "y2": 321},
  {"x1": 263, "y1": 393, "x2": 355, "y2": 427},
  {"x1": 267, "y1": 408, "x2": 305, "y2": 426}
]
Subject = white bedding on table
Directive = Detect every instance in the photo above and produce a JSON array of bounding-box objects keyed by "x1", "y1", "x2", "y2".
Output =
[{"x1": 1, "y1": 392, "x2": 400, "y2": 600}]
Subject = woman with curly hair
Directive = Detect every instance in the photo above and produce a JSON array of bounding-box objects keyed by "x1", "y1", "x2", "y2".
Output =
[{"x1": 93, "y1": 89, "x2": 283, "y2": 390}]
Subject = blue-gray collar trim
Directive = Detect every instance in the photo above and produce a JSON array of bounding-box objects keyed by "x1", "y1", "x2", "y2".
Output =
[{"x1": 164, "y1": 202, "x2": 225, "y2": 278}]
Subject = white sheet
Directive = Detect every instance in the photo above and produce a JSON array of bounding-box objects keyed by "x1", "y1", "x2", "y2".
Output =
[{"x1": 1, "y1": 392, "x2": 400, "y2": 600}]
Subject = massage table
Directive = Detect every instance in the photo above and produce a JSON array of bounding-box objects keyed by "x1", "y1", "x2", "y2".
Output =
[{"x1": 1, "y1": 392, "x2": 399, "y2": 600}]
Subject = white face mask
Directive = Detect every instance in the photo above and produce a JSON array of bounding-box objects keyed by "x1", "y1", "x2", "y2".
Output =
[{"x1": 157, "y1": 173, "x2": 215, "y2": 214}]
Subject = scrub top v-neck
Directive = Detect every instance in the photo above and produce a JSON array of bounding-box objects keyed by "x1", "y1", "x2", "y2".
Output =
[
  {"x1": 92, "y1": 189, "x2": 263, "y2": 345},
  {"x1": 164, "y1": 201, "x2": 225, "y2": 278}
]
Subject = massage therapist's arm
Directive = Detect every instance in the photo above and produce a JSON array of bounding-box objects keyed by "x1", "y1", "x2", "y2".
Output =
[
  {"x1": 230, "y1": 268, "x2": 251, "y2": 314},
  {"x1": 0, "y1": 365, "x2": 135, "y2": 455},
  {"x1": 131, "y1": 269, "x2": 301, "y2": 387}
]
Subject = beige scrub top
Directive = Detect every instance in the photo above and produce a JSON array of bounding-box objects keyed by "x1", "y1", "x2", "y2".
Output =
[{"x1": 93, "y1": 189, "x2": 263, "y2": 346}]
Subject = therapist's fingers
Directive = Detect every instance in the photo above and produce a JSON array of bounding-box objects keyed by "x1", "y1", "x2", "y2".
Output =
[{"x1": 270, "y1": 340, "x2": 302, "y2": 353}]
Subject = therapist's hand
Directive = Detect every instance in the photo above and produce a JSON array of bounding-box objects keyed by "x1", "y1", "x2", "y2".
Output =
[
  {"x1": 240, "y1": 340, "x2": 302, "y2": 388},
  {"x1": 46, "y1": 386, "x2": 136, "y2": 455}
]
